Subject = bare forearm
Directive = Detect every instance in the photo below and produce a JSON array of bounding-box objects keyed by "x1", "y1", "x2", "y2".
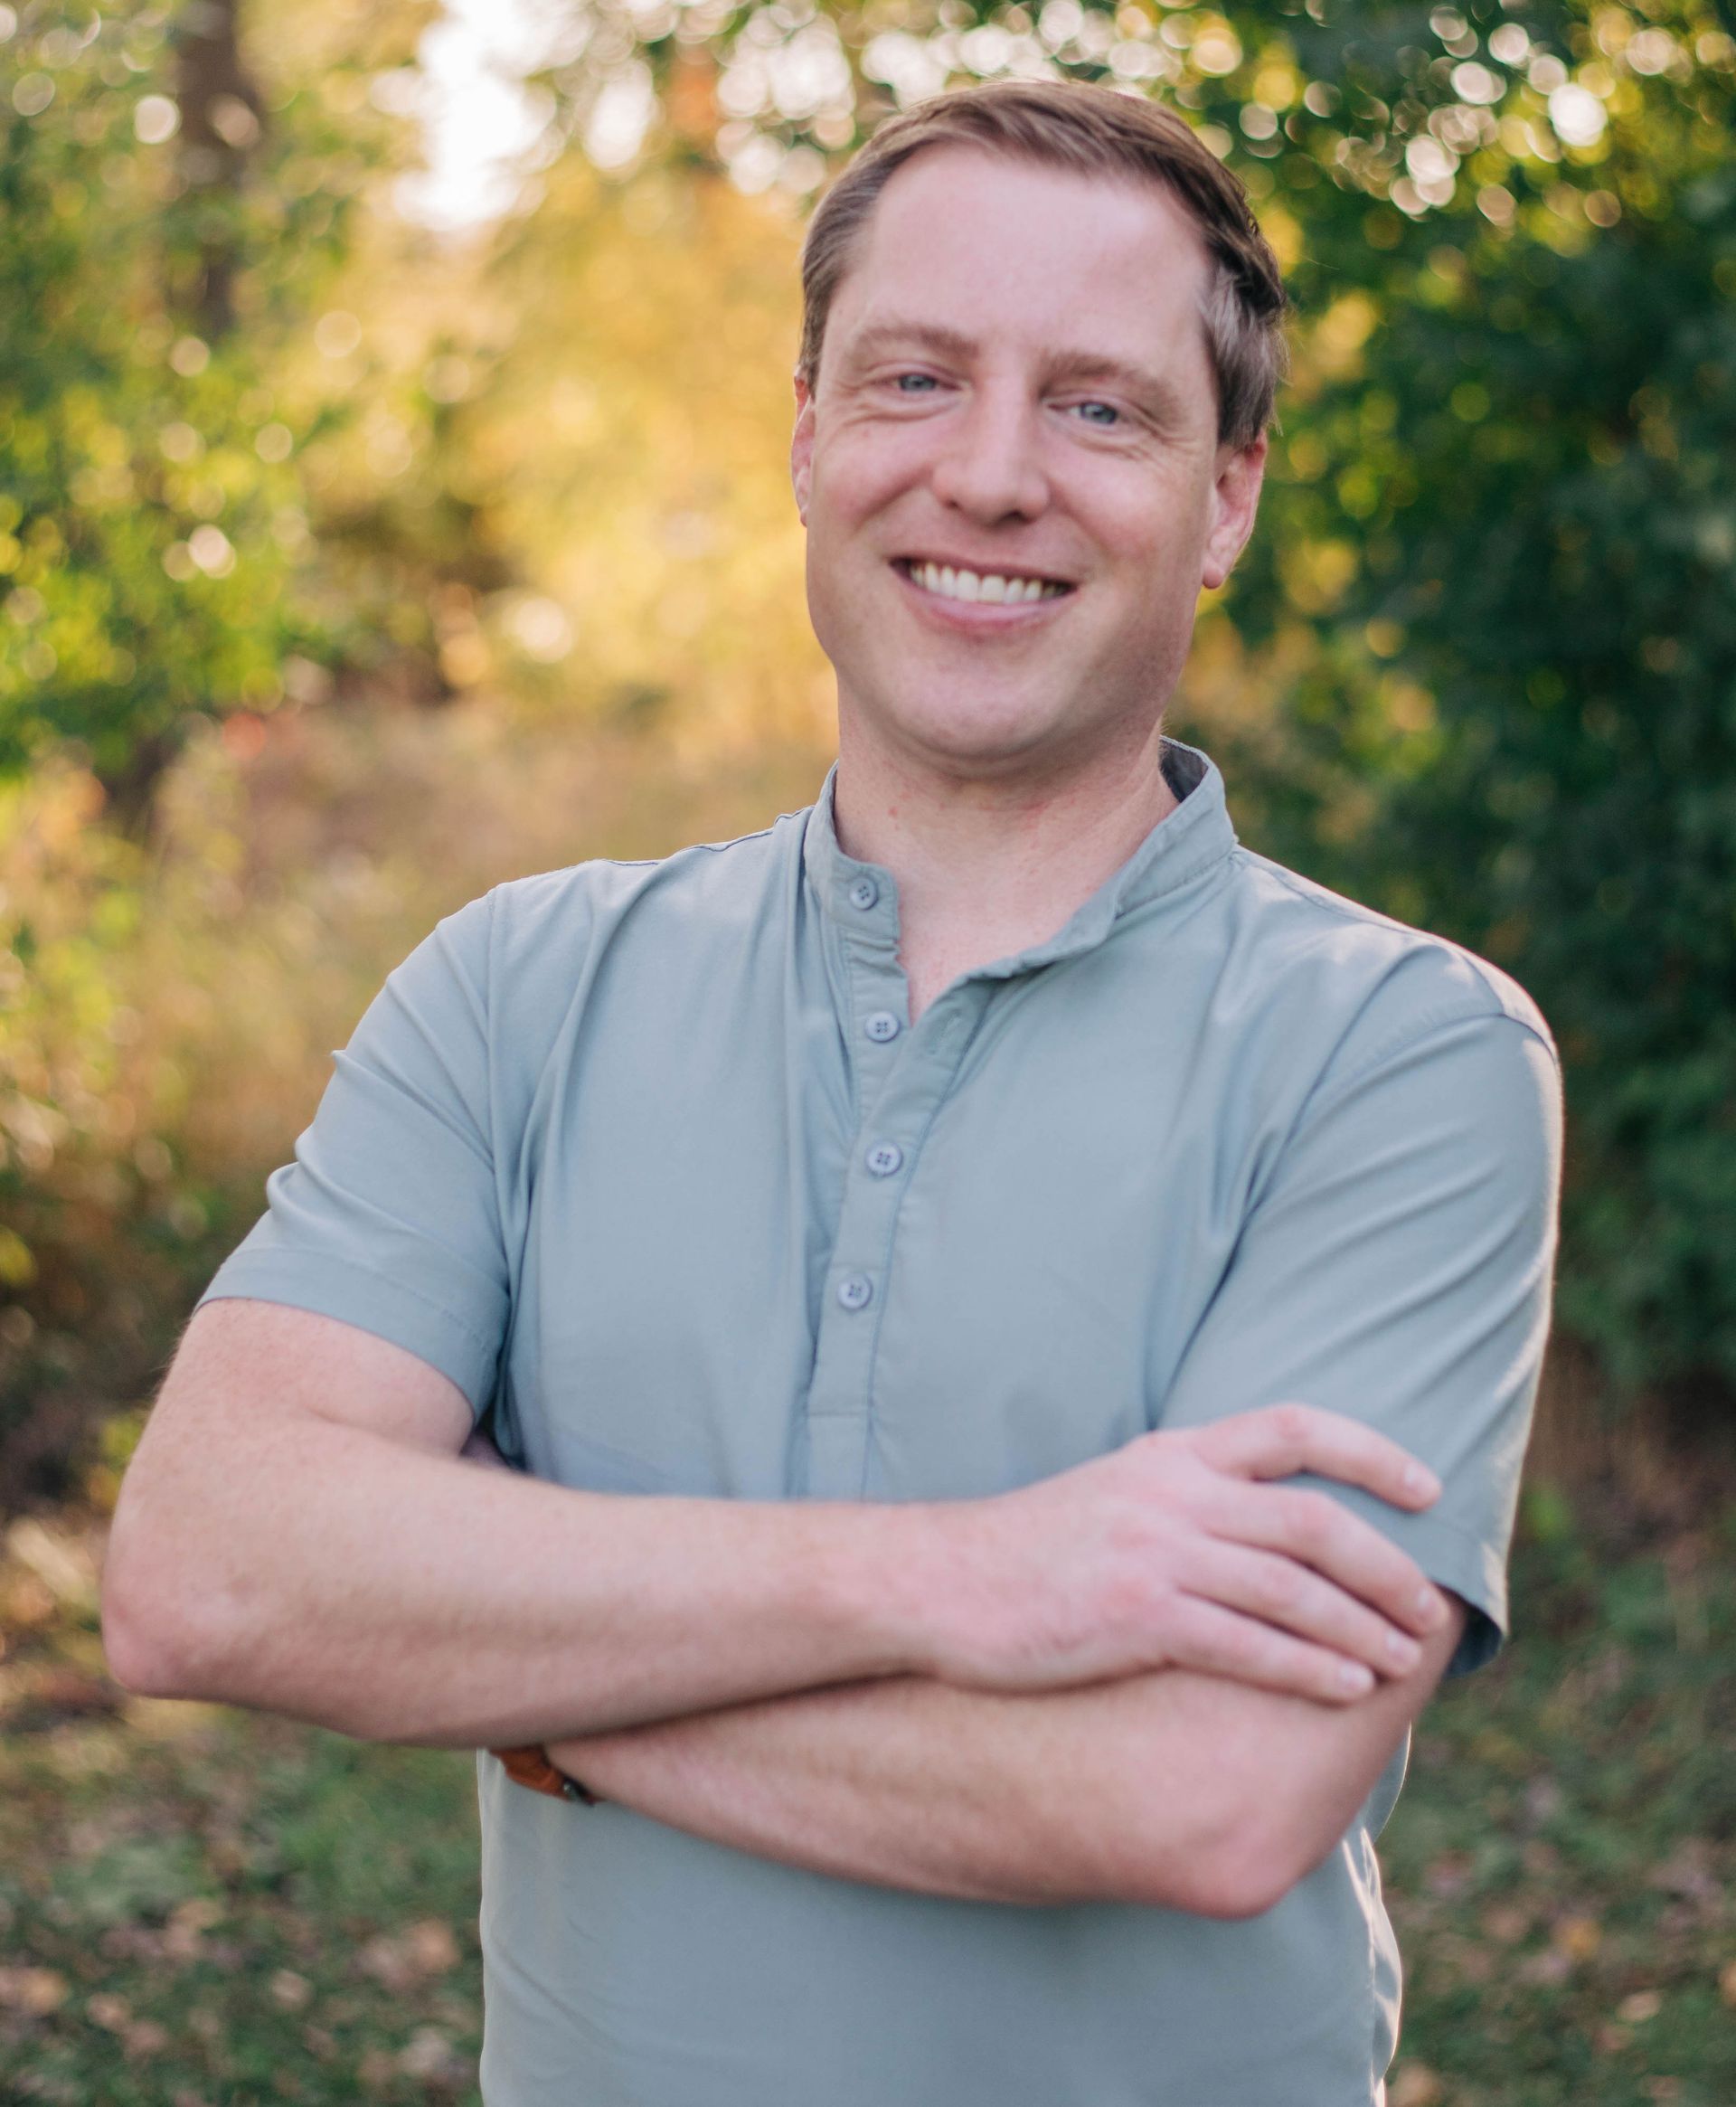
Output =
[
  {"x1": 106, "y1": 1404, "x2": 939, "y2": 1749},
  {"x1": 110, "y1": 1307, "x2": 1456, "y2": 1812},
  {"x1": 544, "y1": 1599, "x2": 1467, "y2": 1917},
  {"x1": 546, "y1": 1669, "x2": 1227, "y2": 1911}
]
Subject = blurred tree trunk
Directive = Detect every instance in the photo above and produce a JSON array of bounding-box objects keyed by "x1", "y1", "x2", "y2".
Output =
[
  {"x1": 98, "y1": 0, "x2": 267, "y2": 828},
  {"x1": 172, "y1": 0, "x2": 263, "y2": 341}
]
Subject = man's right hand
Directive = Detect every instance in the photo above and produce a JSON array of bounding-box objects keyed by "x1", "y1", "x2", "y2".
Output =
[{"x1": 920, "y1": 1403, "x2": 1450, "y2": 1705}]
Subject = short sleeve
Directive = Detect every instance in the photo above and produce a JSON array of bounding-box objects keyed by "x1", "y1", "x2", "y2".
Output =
[
  {"x1": 1157, "y1": 1008, "x2": 1563, "y2": 1677},
  {"x1": 196, "y1": 893, "x2": 509, "y2": 1419}
]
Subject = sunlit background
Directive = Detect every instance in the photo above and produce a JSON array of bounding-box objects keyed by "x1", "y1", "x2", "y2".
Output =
[{"x1": 1, "y1": 1, "x2": 1733, "y2": 2099}]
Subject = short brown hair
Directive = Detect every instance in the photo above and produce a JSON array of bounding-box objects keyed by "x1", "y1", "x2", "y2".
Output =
[{"x1": 797, "y1": 80, "x2": 1290, "y2": 451}]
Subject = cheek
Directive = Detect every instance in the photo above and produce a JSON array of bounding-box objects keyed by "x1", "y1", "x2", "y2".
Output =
[
  {"x1": 1096, "y1": 487, "x2": 1203, "y2": 582},
  {"x1": 815, "y1": 428, "x2": 928, "y2": 520}
]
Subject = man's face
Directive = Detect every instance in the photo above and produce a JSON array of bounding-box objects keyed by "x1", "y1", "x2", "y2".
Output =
[{"x1": 791, "y1": 145, "x2": 1266, "y2": 782}]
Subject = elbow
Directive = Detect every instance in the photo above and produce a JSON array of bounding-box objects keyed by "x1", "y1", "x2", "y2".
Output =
[
  {"x1": 100, "y1": 1569, "x2": 196, "y2": 1700},
  {"x1": 1111, "y1": 1803, "x2": 1306, "y2": 1922},
  {"x1": 1187, "y1": 1830, "x2": 1301, "y2": 1922},
  {"x1": 99, "y1": 1508, "x2": 232, "y2": 1704}
]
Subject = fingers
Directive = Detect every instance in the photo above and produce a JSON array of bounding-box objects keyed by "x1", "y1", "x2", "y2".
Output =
[
  {"x1": 1198, "y1": 1478, "x2": 1446, "y2": 1641},
  {"x1": 1188, "y1": 1402, "x2": 1440, "y2": 1510},
  {"x1": 1156, "y1": 1593, "x2": 1385, "y2": 1705},
  {"x1": 1182, "y1": 1536, "x2": 1427, "y2": 1683}
]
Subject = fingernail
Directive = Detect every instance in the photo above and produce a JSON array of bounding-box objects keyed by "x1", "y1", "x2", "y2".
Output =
[
  {"x1": 1402, "y1": 1462, "x2": 1441, "y2": 1498},
  {"x1": 1386, "y1": 1629, "x2": 1420, "y2": 1668},
  {"x1": 1338, "y1": 1661, "x2": 1374, "y2": 1696},
  {"x1": 1416, "y1": 1585, "x2": 1442, "y2": 1623}
]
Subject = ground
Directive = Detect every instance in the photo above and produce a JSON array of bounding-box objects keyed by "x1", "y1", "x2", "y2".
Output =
[{"x1": 0, "y1": 1491, "x2": 1731, "y2": 2107}]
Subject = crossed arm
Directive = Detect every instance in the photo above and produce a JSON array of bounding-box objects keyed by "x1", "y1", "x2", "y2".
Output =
[
  {"x1": 105, "y1": 1302, "x2": 1466, "y2": 1922},
  {"x1": 538, "y1": 1602, "x2": 1466, "y2": 1915},
  {"x1": 459, "y1": 1423, "x2": 1466, "y2": 1917}
]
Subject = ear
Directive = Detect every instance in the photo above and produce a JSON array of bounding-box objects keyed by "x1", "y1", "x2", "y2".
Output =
[
  {"x1": 790, "y1": 373, "x2": 816, "y2": 524},
  {"x1": 1200, "y1": 430, "x2": 1267, "y2": 593}
]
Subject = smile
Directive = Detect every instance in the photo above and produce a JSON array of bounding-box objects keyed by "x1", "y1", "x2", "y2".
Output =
[{"x1": 892, "y1": 558, "x2": 1074, "y2": 607}]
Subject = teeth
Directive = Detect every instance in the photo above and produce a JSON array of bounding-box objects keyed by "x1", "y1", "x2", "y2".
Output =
[{"x1": 911, "y1": 562, "x2": 1066, "y2": 605}]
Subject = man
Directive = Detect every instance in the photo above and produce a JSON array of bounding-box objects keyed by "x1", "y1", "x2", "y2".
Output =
[{"x1": 101, "y1": 80, "x2": 1561, "y2": 2107}]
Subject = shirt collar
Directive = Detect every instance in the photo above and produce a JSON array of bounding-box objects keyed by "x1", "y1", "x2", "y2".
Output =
[{"x1": 801, "y1": 737, "x2": 1238, "y2": 973}]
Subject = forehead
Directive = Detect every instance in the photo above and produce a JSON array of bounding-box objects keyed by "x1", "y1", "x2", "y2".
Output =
[{"x1": 826, "y1": 144, "x2": 1216, "y2": 387}]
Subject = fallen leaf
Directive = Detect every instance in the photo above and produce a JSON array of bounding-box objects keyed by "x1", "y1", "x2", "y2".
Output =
[
  {"x1": 1556, "y1": 1914, "x2": 1602, "y2": 1961},
  {"x1": 398, "y1": 2024, "x2": 462, "y2": 2082},
  {"x1": 1517, "y1": 1948, "x2": 1573, "y2": 1986},
  {"x1": 125, "y1": 2017, "x2": 169, "y2": 2055},
  {"x1": 1618, "y1": 1989, "x2": 1662, "y2": 2023},
  {"x1": 1718, "y1": 1959, "x2": 1736, "y2": 2008},
  {"x1": 359, "y1": 1932, "x2": 419, "y2": 1992},
  {"x1": 87, "y1": 1991, "x2": 131, "y2": 2031},
  {"x1": 361, "y1": 1919, "x2": 461, "y2": 1989},
  {"x1": 163, "y1": 1894, "x2": 223, "y2": 1961},
  {"x1": 5, "y1": 1517, "x2": 99, "y2": 1609},
  {"x1": 1482, "y1": 1903, "x2": 1532, "y2": 1944},
  {"x1": 270, "y1": 1969, "x2": 313, "y2": 2012},
  {"x1": 1389, "y1": 2063, "x2": 1444, "y2": 2107},
  {"x1": 404, "y1": 1918, "x2": 461, "y2": 1975},
  {"x1": 0, "y1": 1965, "x2": 70, "y2": 2015}
]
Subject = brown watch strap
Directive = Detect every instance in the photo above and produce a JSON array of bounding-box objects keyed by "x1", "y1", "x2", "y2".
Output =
[{"x1": 491, "y1": 1743, "x2": 599, "y2": 1804}]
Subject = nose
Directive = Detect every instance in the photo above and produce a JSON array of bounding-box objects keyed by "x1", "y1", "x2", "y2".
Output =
[{"x1": 928, "y1": 380, "x2": 1051, "y2": 525}]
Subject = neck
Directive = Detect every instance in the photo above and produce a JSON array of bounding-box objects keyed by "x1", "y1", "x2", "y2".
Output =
[{"x1": 830, "y1": 719, "x2": 1180, "y2": 1006}]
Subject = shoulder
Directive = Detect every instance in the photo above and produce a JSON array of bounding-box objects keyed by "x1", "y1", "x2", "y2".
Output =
[
  {"x1": 394, "y1": 804, "x2": 808, "y2": 1046},
  {"x1": 482, "y1": 805, "x2": 803, "y2": 965},
  {"x1": 1223, "y1": 846, "x2": 1558, "y2": 1074}
]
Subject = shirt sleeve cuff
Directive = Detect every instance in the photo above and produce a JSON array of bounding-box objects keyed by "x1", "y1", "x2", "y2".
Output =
[{"x1": 196, "y1": 1248, "x2": 503, "y2": 1418}]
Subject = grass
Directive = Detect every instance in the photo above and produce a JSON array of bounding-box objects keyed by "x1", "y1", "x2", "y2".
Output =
[{"x1": 0, "y1": 1488, "x2": 1731, "y2": 2107}]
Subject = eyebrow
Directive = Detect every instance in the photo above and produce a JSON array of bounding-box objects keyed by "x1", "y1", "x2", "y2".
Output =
[{"x1": 839, "y1": 319, "x2": 1190, "y2": 422}]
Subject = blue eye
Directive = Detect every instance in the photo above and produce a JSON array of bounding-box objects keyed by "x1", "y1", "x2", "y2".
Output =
[
  {"x1": 894, "y1": 373, "x2": 938, "y2": 393},
  {"x1": 1074, "y1": 401, "x2": 1120, "y2": 426}
]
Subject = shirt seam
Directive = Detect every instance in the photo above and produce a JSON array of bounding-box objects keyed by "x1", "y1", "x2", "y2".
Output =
[
  {"x1": 212, "y1": 1247, "x2": 502, "y2": 1356},
  {"x1": 1242, "y1": 854, "x2": 1557, "y2": 1037},
  {"x1": 1300, "y1": 1003, "x2": 1560, "y2": 1138}
]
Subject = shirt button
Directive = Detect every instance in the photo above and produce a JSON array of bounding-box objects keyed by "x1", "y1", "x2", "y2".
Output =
[
  {"x1": 837, "y1": 1273, "x2": 874, "y2": 1311},
  {"x1": 865, "y1": 1141, "x2": 903, "y2": 1177},
  {"x1": 848, "y1": 875, "x2": 879, "y2": 911},
  {"x1": 863, "y1": 1010, "x2": 901, "y2": 1044}
]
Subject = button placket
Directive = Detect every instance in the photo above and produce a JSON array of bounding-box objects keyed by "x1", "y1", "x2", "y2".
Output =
[{"x1": 802, "y1": 981, "x2": 987, "y2": 1500}]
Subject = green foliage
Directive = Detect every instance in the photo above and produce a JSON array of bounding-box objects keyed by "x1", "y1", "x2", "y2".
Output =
[
  {"x1": 1206, "y1": 3, "x2": 1736, "y2": 1398},
  {"x1": 514, "y1": 0, "x2": 1736, "y2": 1404},
  {"x1": 2, "y1": 0, "x2": 1734, "y2": 1473},
  {"x1": 0, "y1": 0, "x2": 412, "y2": 788}
]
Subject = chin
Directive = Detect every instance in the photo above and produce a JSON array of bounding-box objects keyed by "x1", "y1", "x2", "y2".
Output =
[{"x1": 874, "y1": 695, "x2": 1078, "y2": 774}]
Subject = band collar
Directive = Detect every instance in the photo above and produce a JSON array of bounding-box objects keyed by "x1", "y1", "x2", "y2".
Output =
[{"x1": 801, "y1": 738, "x2": 1238, "y2": 972}]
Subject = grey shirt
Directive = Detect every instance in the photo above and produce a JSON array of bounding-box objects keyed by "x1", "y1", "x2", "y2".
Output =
[{"x1": 202, "y1": 740, "x2": 1562, "y2": 2107}]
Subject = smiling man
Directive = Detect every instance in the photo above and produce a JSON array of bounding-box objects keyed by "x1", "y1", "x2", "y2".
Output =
[{"x1": 102, "y1": 81, "x2": 1561, "y2": 2107}]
